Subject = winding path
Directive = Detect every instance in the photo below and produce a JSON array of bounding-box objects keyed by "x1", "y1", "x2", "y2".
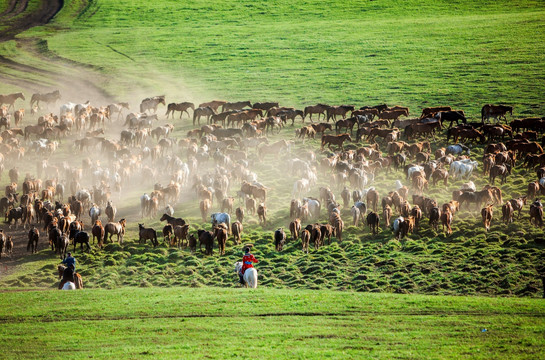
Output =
[{"x1": 0, "y1": 0, "x2": 64, "y2": 41}]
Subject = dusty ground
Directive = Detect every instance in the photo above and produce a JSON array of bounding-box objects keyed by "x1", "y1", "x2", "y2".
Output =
[{"x1": 0, "y1": 0, "x2": 110, "y2": 279}]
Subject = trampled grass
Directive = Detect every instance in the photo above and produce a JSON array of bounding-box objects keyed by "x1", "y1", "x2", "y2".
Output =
[{"x1": 0, "y1": 287, "x2": 543, "y2": 359}]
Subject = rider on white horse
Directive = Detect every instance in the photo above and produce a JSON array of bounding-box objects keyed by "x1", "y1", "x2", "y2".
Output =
[
  {"x1": 59, "y1": 252, "x2": 76, "y2": 290},
  {"x1": 239, "y1": 247, "x2": 258, "y2": 285}
]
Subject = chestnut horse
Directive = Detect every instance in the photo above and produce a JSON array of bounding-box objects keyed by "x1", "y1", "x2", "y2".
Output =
[{"x1": 0, "y1": 92, "x2": 25, "y2": 110}]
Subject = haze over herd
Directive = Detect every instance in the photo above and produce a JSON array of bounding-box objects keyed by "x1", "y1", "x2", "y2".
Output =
[{"x1": 0, "y1": 88, "x2": 542, "y2": 294}]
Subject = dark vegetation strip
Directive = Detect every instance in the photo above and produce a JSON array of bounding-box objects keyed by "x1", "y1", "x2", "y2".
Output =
[{"x1": 1, "y1": 310, "x2": 543, "y2": 324}]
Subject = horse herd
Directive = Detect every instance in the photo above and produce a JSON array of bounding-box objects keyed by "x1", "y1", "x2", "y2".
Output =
[{"x1": 0, "y1": 89, "x2": 543, "y2": 267}]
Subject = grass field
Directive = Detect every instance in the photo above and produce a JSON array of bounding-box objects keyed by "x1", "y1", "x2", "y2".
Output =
[
  {"x1": 0, "y1": 0, "x2": 544, "y2": 297},
  {"x1": 0, "y1": 0, "x2": 544, "y2": 357},
  {"x1": 0, "y1": 287, "x2": 544, "y2": 359},
  {"x1": 1, "y1": 0, "x2": 544, "y2": 117}
]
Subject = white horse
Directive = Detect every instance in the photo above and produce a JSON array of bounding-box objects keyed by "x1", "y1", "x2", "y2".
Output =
[
  {"x1": 62, "y1": 281, "x2": 76, "y2": 290},
  {"x1": 235, "y1": 262, "x2": 258, "y2": 288}
]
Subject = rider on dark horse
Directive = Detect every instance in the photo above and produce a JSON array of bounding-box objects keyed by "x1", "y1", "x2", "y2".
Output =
[
  {"x1": 239, "y1": 247, "x2": 258, "y2": 285},
  {"x1": 58, "y1": 252, "x2": 76, "y2": 289}
]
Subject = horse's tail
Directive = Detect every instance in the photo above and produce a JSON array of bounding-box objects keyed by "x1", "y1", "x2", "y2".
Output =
[{"x1": 481, "y1": 105, "x2": 487, "y2": 122}]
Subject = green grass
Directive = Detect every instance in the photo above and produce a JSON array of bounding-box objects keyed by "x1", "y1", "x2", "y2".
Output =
[
  {"x1": 0, "y1": 287, "x2": 543, "y2": 359},
  {"x1": 5, "y1": 0, "x2": 541, "y2": 117}
]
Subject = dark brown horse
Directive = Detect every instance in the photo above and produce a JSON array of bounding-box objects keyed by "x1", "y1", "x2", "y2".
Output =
[
  {"x1": 138, "y1": 224, "x2": 158, "y2": 247},
  {"x1": 335, "y1": 117, "x2": 357, "y2": 134},
  {"x1": 30, "y1": 90, "x2": 60, "y2": 108},
  {"x1": 482, "y1": 104, "x2": 513, "y2": 123},
  {"x1": 193, "y1": 106, "x2": 215, "y2": 125}
]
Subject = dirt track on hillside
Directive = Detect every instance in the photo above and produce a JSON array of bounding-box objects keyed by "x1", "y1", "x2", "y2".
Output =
[
  {"x1": 0, "y1": 0, "x2": 64, "y2": 41},
  {"x1": 0, "y1": 0, "x2": 109, "y2": 282}
]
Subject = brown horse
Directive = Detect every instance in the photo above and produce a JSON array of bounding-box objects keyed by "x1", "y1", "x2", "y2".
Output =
[
  {"x1": 304, "y1": 104, "x2": 329, "y2": 122},
  {"x1": 165, "y1": 102, "x2": 195, "y2": 119},
  {"x1": 92, "y1": 220, "x2": 105, "y2": 248},
  {"x1": 173, "y1": 224, "x2": 190, "y2": 248},
  {"x1": 199, "y1": 100, "x2": 227, "y2": 112},
  {"x1": 104, "y1": 219, "x2": 126, "y2": 244},
  {"x1": 321, "y1": 133, "x2": 352, "y2": 151},
  {"x1": 481, "y1": 205, "x2": 493, "y2": 231},
  {"x1": 138, "y1": 224, "x2": 158, "y2": 247},
  {"x1": 482, "y1": 104, "x2": 513, "y2": 123},
  {"x1": 0, "y1": 92, "x2": 25, "y2": 110},
  {"x1": 30, "y1": 90, "x2": 61, "y2": 108},
  {"x1": 27, "y1": 227, "x2": 40, "y2": 253},
  {"x1": 335, "y1": 117, "x2": 357, "y2": 134},
  {"x1": 421, "y1": 106, "x2": 452, "y2": 118},
  {"x1": 326, "y1": 105, "x2": 354, "y2": 122},
  {"x1": 529, "y1": 202, "x2": 543, "y2": 227}
]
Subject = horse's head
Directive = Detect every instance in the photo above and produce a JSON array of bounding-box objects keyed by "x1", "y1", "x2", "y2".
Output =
[{"x1": 234, "y1": 261, "x2": 242, "y2": 273}]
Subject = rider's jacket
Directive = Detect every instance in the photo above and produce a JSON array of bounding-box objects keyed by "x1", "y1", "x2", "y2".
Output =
[{"x1": 241, "y1": 253, "x2": 258, "y2": 274}]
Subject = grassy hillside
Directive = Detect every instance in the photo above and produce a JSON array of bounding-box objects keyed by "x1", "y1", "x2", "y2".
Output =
[
  {"x1": 2, "y1": 0, "x2": 544, "y2": 116},
  {"x1": 0, "y1": 287, "x2": 544, "y2": 359}
]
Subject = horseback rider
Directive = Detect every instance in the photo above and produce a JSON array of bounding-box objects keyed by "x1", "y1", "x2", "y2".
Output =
[
  {"x1": 239, "y1": 247, "x2": 258, "y2": 284},
  {"x1": 58, "y1": 253, "x2": 76, "y2": 289},
  {"x1": 62, "y1": 252, "x2": 76, "y2": 271}
]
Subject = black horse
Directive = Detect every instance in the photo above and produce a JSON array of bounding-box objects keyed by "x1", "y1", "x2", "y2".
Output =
[
  {"x1": 436, "y1": 110, "x2": 466, "y2": 128},
  {"x1": 71, "y1": 230, "x2": 91, "y2": 252}
]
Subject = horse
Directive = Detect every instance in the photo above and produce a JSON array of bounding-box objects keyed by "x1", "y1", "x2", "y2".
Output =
[
  {"x1": 0, "y1": 92, "x2": 25, "y2": 110},
  {"x1": 159, "y1": 213, "x2": 186, "y2": 227},
  {"x1": 171, "y1": 224, "x2": 189, "y2": 248},
  {"x1": 57, "y1": 265, "x2": 83, "y2": 289},
  {"x1": 235, "y1": 261, "x2": 258, "y2": 288},
  {"x1": 482, "y1": 104, "x2": 513, "y2": 123},
  {"x1": 107, "y1": 102, "x2": 130, "y2": 121},
  {"x1": 30, "y1": 90, "x2": 60, "y2": 108},
  {"x1": 199, "y1": 100, "x2": 227, "y2": 112},
  {"x1": 89, "y1": 204, "x2": 101, "y2": 224},
  {"x1": 327, "y1": 105, "x2": 354, "y2": 122},
  {"x1": 72, "y1": 231, "x2": 91, "y2": 252},
  {"x1": 436, "y1": 110, "x2": 466, "y2": 128},
  {"x1": 138, "y1": 224, "x2": 158, "y2": 247},
  {"x1": 304, "y1": 104, "x2": 329, "y2": 122},
  {"x1": 335, "y1": 117, "x2": 358, "y2": 134},
  {"x1": 140, "y1": 96, "x2": 166, "y2": 113},
  {"x1": 193, "y1": 106, "x2": 215, "y2": 125},
  {"x1": 27, "y1": 227, "x2": 40, "y2": 253},
  {"x1": 92, "y1": 220, "x2": 105, "y2": 247},
  {"x1": 104, "y1": 219, "x2": 126, "y2": 244},
  {"x1": 105, "y1": 201, "x2": 116, "y2": 222},
  {"x1": 321, "y1": 133, "x2": 352, "y2": 151},
  {"x1": 165, "y1": 102, "x2": 195, "y2": 119},
  {"x1": 211, "y1": 212, "x2": 231, "y2": 233}
]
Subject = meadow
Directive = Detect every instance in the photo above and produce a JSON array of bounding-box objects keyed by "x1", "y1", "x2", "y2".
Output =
[
  {"x1": 0, "y1": 287, "x2": 544, "y2": 359},
  {"x1": 0, "y1": 0, "x2": 544, "y2": 357}
]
